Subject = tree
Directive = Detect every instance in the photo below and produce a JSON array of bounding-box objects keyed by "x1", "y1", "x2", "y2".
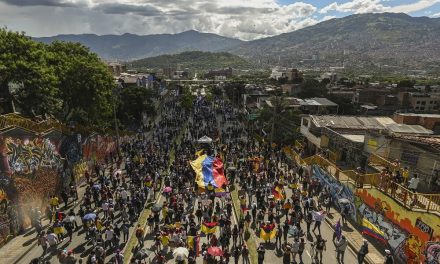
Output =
[
  {"x1": 257, "y1": 96, "x2": 301, "y2": 145},
  {"x1": 0, "y1": 28, "x2": 60, "y2": 116},
  {"x1": 118, "y1": 86, "x2": 155, "y2": 128},
  {"x1": 397, "y1": 79, "x2": 415, "y2": 88},
  {"x1": 46, "y1": 41, "x2": 115, "y2": 127},
  {"x1": 298, "y1": 79, "x2": 327, "y2": 98}
]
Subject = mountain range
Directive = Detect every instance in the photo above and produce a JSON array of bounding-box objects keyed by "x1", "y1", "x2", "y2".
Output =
[
  {"x1": 35, "y1": 30, "x2": 242, "y2": 61},
  {"x1": 35, "y1": 13, "x2": 440, "y2": 71}
]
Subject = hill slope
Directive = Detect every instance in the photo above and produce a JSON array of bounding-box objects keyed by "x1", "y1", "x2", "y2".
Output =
[
  {"x1": 35, "y1": 30, "x2": 243, "y2": 61},
  {"x1": 129, "y1": 51, "x2": 252, "y2": 70},
  {"x1": 230, "y1": 13, "x2": 440, "y2": 71}
]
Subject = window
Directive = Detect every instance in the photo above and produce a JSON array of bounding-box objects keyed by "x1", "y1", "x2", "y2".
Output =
[
  {"x1": 421, "y1": 101, "x2": 426, "y2": 105},
  {"x1": 430, "y1": 101, "x2": 434, "y2": 104},
  {"x1": 420, "y1": 107, "x2": 425, "y2": 110},
  {"x1": 416, "y1": 101, "x2": 420, "y2": 104}
]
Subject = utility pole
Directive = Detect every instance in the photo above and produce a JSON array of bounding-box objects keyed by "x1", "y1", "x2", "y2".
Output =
[{"x1": 270, "y1": 96, "x2": 278, "y2": 146}]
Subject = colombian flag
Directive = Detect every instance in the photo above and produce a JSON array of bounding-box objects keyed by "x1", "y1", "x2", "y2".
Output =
[
  {"x1": 272, "y1": 185, "x2": 285, "y2": 201},
  {"x1": 201, "y1": 222, "x2": 218, "y2": 234},
  {"x1": 187, "y1": 236, "x2": 200, "y2": 256},
  {"x1": 260, "y1": 223, "x2": 276, "y2": 241},
  {"x1": 362, "y1": 218, "x2": 386, "y2": 244},
  {"x1": 191, "y1": 155, "x2": 227, "y2": 189}
]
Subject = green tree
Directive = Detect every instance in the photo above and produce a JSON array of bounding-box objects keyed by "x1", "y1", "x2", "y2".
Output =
[
  {"x1": 118, "y1": 86, "x2": 156, "y2": 128},
  {"x1": 298, "y1": 79, "x2": 327, "y2": 98},
  {"x1": 181, "y1": 86, "x2": 195, "y2": 110},
  {"x1": 258, "y1": 96, "x2": 301, "y2": 145},
  {"x1": 46, "y1": 41, "x2": 115, "y2": 127},
  {"x1": 0, "y1": 28, "x2": 60, "y2": 116}
]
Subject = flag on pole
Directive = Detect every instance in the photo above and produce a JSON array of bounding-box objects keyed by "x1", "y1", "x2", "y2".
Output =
[{"x1": 335, "y1": 219, "x2": 342, "y2": 240}]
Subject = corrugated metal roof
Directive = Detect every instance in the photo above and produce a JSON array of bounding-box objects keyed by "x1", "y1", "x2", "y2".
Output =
[
  {"x1": 311, "y1": 115, "x2": 394, "y2": 130},
  {"x1": 386, "y1": 124, "x2": 433, "y2": 135}
]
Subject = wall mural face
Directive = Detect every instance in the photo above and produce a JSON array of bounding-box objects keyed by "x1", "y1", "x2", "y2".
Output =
[{"x1": 355, "y1": 189, "x2": 440, "y2": 264}]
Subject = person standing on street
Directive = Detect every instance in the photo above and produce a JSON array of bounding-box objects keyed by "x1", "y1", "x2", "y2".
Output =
[
  {"x1": 384, "y1": 249, "x2": 394, "y2": 264},
  {"x1": 358, "y1": 240, "x2": 369, "y2": 264},
  {"x1": 257, "y1": 244, "x2": 265, "y2": 264},
  {"x1": 335, "y1": 235, "x2": 348, "y2": 263}
]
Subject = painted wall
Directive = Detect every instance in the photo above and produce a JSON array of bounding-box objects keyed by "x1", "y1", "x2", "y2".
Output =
[
  {"x1": 312, "y1": 165, "x2": 357, "y2": 220},
  {"x1": 355, "y1": 188, "x2": 440, "y2": 264},
  {"x1": 0, "y1": 132, "x2": 117, "y2": 245}
]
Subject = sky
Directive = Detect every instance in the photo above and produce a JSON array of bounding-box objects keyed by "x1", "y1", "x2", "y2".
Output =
[{"x1": 0, "y1": 0, "x2": 439, "y2": 40}]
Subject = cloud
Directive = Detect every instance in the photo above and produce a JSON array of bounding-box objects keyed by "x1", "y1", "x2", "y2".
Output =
[
  {"x1": 0, "y1": 0, "x2": 80, "y2": 7},
  {"x1": 319, "y1": 0, "x2": 385, "y2": 14},
  {"x1": 93, "y1": 3, "x2": 163, "y2": 16},
  {"x1": 319, "y1": 0, "x2": 440, "y2": 14},
  {"x1": 388, "y1": 0, "x2": 440, "y2": 13},
  {"x1": 433, "y1": 12, "x2": 440, "y2": 17}
]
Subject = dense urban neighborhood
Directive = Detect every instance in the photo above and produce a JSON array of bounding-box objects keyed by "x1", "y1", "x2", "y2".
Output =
[{"x1": 1, "y1": 5, "x2": 440, "y2": 264}]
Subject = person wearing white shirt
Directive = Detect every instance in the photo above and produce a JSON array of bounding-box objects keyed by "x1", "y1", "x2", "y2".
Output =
[
  {"x1": 408, "y1": 174, "x2": 420, "y2": 192},
  {"x1": 105, "y1": 228, "x2": 114, "y2": 249}
]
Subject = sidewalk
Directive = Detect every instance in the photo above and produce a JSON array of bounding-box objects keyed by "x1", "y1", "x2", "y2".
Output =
[
  {"x1": 323, "y1": 205, "x2": 384, "y2": 264},
  {"x1": 0, "y1": 179, "x2": 88, "y2": 264}
]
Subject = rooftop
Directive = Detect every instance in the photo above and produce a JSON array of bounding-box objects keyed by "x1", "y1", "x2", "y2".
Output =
[
  {"x1": 394, "y1": 135, "x2": 440, "y2": 152},
  {"x1": 395, "y1": 113, "x2": 440, "y2": 118},
  {"x1": 310, "y1": 115, "x2": 395, "y2": 130}
]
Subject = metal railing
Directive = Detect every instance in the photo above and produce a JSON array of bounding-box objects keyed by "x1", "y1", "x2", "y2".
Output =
[{"x1": 282, "y1": 146, "x2": 440, "y2": 214}]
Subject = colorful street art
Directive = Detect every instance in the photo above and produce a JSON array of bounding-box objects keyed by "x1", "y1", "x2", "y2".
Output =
[
  {"x1": 355, "y1": 188, "x2": 440, "y2": 264},
  {"x1": 5, "y1": 137, "x2": 62, "y2": 175},
  {"x1": 312, "y1": 165, "x2": 357, "y2": 220},
  {"x1": 82, "y1": 135, "x2": 117, "y2": 164},
  {"x1": 425, "y1": 242, "x2": 440, "y2": 264}
]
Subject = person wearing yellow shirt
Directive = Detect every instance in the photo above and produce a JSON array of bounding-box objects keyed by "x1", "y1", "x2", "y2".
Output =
[
  {"x1": 50, "y1": 195, "x2": 59, "y2": 211},
  {"x1": 402, "y1": 167, "x2": 410, "y2": 185}
]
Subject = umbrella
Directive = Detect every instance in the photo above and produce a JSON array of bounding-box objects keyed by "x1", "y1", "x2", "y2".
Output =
[
  {"x1": 198, "y1": 136, "x2": 213, "y2": 144},
  {"x1": 163, "y1": 187, "x2": 172, "y2": 193},
  {"x1": 83, "y1": 213, "x2": 96, "y2": 221},
  {"x1": 151, "y1": 204, "x2": 162, "y2": 213},
  {"x1": 135, "y1": 249, "x2": 150, "y2": 260},
  {"x1": 63, "y1": 216, "x2": 75, "y2": 223},
  {"x1": 338, "y1": 198, "x2": 350, "y2": 204},
  {"x1": 208, "y1": 247, "x2": 223, "y2": 257},
  {"x1": 173, "y1": 247, "x2": 189, "y2": 260}
]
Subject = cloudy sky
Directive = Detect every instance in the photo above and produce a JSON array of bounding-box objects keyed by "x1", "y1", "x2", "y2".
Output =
[{"x1": 0, "y1": 0, "x2": 439, "y2": 40}]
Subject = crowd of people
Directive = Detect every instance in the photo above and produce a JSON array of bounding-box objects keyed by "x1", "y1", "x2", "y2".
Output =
[{"x1": 27, "y1": 91, "x2": 398, "y2": 264}]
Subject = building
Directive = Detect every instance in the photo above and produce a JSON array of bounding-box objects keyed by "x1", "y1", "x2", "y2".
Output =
[
  {"x1": 393, "y1": 113, "x2": 440, "y2": 133},
  {"x1": 107, "y1": 63, "x2": 127, "y2": 76},
  {"x1": 364, "y1": 132, "x2": 439, "y2": 192},
  {"x1": 300, "y1": 115, "x2": 432, "y2": 168},
  {"x1": 270, "y1": 67, "x2": 302, "y2": 82},
  {"x1": 398, "y1": 92, "x2": 440, "y2": 112},
  {"x1": 205, "y1": 68, "x2": 233, "y2": 79}
]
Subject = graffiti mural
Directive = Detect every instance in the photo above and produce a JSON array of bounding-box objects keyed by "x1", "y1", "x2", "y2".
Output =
[
  {"x1": 5, "y1": 138, "x2": 62, "y2": 175},
  {"x1": 312, "y1": 165, "x2": 356, "y2": 220},
  {"x1": 83, "y1": 135, "x2": 116, "y2": 164},
  {"x1": 356, "y1": 188, "x2": 440, "y2": 264},
  {"x1": 425, "y1": 242, "x2": 440, "y2": 264}
]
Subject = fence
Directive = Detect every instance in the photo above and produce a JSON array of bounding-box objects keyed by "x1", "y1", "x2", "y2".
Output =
[{"x1": 283, "y1": 146, "x2": 440, "y2": 214}]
